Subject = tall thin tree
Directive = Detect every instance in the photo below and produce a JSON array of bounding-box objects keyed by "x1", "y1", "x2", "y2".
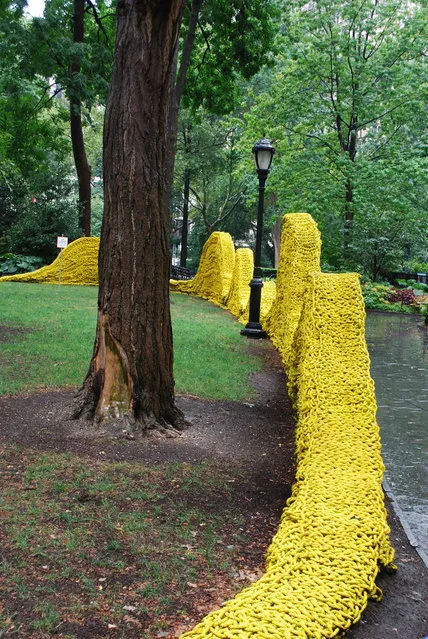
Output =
[{"x1": 70, "y1": 0, "x2": 91, "y2": 236}]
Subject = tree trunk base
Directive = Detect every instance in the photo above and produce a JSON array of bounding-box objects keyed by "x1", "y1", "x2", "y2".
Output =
[
  {"x1": 65, "y1": 374, "x2": 187, "y2": 436},
  {"x1": 63, "y1": 310, "x2": 188, "y2": 435},
  {"x1": 64, "y1": 386, "x2": 187, "y2": 436}
]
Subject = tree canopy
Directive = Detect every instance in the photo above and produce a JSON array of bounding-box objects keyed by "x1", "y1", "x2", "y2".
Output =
[
  {"x1": 240, "y1": 0, "x2": 427, "y2": 274},
  {"x1": 0, "y1": 0, "x2": 426, "y2": 277}
]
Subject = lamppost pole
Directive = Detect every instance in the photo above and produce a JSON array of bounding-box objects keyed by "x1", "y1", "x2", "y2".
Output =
[{"x1": 241, "y1": 138, "x2": 275, "y2": 339}]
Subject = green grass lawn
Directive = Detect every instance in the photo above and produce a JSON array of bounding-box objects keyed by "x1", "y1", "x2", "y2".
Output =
[{"x1": 0, "y1": 283, "x2": 263, "y2": 399}]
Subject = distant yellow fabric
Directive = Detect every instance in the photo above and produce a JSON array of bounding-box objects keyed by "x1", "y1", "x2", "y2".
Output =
[
  {"x1": 238, "y1": 279, "x2": 277, "y2": 326},
  {"x1": 225, "y1": 248, "x2": 254, "y2": 319},
  {"x1": 171, "y1": 236, "x2": 276, "y2": 323},
  {"x1": 170, "y1": 232, "x2": 235, "y2": 305},
  {"x1": 180, "y1": 220, "x2": 395, "y2": 639},
  {"x1": 0, "y1": 237, "x2": 100, "y2": 286},
  {"x1": 264, "y1": 213, "x2": 321, "y2": 367}
]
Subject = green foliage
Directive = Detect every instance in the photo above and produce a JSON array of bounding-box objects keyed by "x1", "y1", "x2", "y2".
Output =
[
  {"x1": 30, "y1": 0, "x2": 115, "y2": 109},
  {"x1": 6, "y1": 198, "x2": 81, "y2": 261},
  {"x1": 361, "y1": 281, "x2": 416, "y2": 313},
  {"x1": 405, "y1": 260, "x2": 428, "y2": 274},
  {"x1": 240, "y1": 0, "x2": 428, "y2": 276},
  {"x1": 173, "y1": 110, "x2": 256, "y2": 268},
  {"x1": 0, "y1": 253, "x2": 44, "y2": 274},
  {"x1": 0, "y1": 5, "x2": 80, "y2": 257},
  {"x1": 182, "y1": 0, "x2": 279, "y2": 115},
  {"x1": 402, "y1": 279, "x2": 428, "y2": 294}
]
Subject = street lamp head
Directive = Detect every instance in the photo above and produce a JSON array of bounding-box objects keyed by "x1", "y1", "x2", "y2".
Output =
[{"x1": 252, "y1": 138, "x2": 275, "y2": 173}]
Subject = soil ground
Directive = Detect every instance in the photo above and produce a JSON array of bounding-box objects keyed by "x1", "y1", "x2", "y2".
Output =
[{"x1": 0, "y1": 342, "x2": 426, "y2": 638}]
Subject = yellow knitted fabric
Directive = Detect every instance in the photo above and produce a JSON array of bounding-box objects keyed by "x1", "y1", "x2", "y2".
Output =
[
  {"x1": 180, "y1": 270, "x2": 394, "y2": 639},
  {"x1": 260, "y1": 280, "x2": 277, "y2": 326},
  {"x1": 225, "y1": 248, "x2": 254, "y2": 319},
  {"x1": 238, "y1": 280, "x2": 277, "y2": 326},
  {"x1": 0, "y1": 237, "x2": 100, "y2": 286},
  {"x1": 264, "y1": 214, "x2": 321, "y2": 367},
  {"x1": 170, "y1": 232, "x2": 235, "y2": 305}
]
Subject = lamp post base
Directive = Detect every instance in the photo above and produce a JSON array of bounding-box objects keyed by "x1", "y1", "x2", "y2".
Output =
[
  {"x1": 240, "y1": 275, "x2": 268, "y2": 339},
  {"x1": 240, "y1": 322, "x2": 267, "y2": 339}
]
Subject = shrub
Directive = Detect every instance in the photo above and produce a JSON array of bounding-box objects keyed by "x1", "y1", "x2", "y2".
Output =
[
  {"x1": 405, "y1": 279, "x2": 428, "y2": 293},
  {"x1": 0, "y1": 253, "x2": 44, "y2": 275},
  {"x1": 386, "y1": 288, "x2": 416, "y2": 305},
  {"x1": 361, "y1": 281, "x2": 415, "y2": 313}
]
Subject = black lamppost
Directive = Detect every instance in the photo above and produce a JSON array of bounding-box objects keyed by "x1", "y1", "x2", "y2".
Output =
[{"x1": 241, "y1": 138, "x2": 275, "y2": 339}]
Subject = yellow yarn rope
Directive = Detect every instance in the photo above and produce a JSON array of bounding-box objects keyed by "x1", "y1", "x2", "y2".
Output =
[
  {"x1": 179, "y1": 214, "x2": 395, "y2": 639},
  {"x1": 171, "y1": 235, "x2": 276, "y2": 322},
  {"x1": 170, "y1": 232, "x2": 235, "y2": 306},
  {"x1": 264, "y1": 214, "x2": 321, "y2": 367},
  {"x1": 0, "y1": 237, "x2": 100, "y2": 286},
  {"x1": 225, "y1": 248, "x2": 254, "y2": 319}
]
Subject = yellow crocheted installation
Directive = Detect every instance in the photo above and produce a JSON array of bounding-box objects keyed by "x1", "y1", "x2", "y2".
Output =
[
  {"x1": 170, "y1": 232, "x2": 235, "y2": 305},
  {"x1": 0, "y1": 237, "x2": 100, "y2": 286},
  {"x1": 225, "y1": 248, "x2": 254, "y2": 319},
  {"x1": 239, "y1": 279, "x2": 277, "y2": 326},
  {"x1": 180, "y1": 270, "x2": 394, "y2": 639},
  {"x1": 264, "y1": 213, "x2": 321, "y2": 367}
]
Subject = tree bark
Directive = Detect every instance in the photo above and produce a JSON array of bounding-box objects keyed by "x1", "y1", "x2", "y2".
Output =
[
  {"x1": 343, "y1": 177, "x2": 354, "y2": 254},
  {"x1": 73, "y1": 0, "x2": 186, "y2": 430},
  {"x1": 271, "y1": 217, "x2": 282, "y2": 269},
  {"x1": 180, "y1": 167, "x2": 191, "y2": 267},
  {"x1": 166, "y1": 0, "x2": 204, "y2": 186},
  {"x1": 70, "y1": 0, "x2": 91, "y2": 237}
]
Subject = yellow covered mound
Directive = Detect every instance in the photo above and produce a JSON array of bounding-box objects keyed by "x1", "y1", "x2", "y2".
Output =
[
  {"x1": 0, "y1": 237, "x2": 100, "y2": 286},
  {"x1": 170, "y1": 232, "x2": 235, "y2": 305},
  {"x1": 225, "y1": 248, "x2": 254, "y2": 319},
  {"x1": 180, "y1": 272, "x2": 394, "y2": 639},
  {"x1": 264, "y1": 213, "x2": 321, "y2": 366}
]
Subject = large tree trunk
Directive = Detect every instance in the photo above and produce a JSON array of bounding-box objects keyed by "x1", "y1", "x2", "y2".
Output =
[
  {"x1": 70, "y1": 0, "x2": 91, "y2": 237},
  {"x1": 72, "y1": 0, "x2": 185, "y2": 431}
]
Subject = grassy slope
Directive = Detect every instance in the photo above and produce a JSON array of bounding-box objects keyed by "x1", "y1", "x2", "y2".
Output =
[{"x1": 0, "y1": 283, "x2": 263, "y2": 399}]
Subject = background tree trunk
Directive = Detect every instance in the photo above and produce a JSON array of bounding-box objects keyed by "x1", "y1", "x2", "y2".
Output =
[
  {"x1": 343, "y1": 177, "x2": 354, "y2": 255},
  {"x1": 73, "y1": 0, "x2": 185, "y2": 430},
  {"x1": 70, "y1": 0, "x2": 91, "y2": 237},
  {"x1": 271, "y1": 217, "x2": 282, "y2": 269},
  {"x1": 180, "y1": 167, "x2": 191, "y2": 267}
]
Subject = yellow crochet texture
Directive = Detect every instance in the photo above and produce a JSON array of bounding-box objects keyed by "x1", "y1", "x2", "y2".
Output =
[
  {"x1": 180, "y1": 214, "x2": 394, "y2": 639},
  {"x1": 225, "y1": 248, "x2": 254, "y2": 319},
  {"x1": 264, "y1": 213, "x2": 321, "y2": 367},
  {"x1": 170, "y1": 232, "x2": 235, "y2": 306},
  {"x1": 170, "y1": 234, "x2": 275, "y2": 322},
  {"x1": 0, "y1": 237, "x2": 100, "y2": 286}
]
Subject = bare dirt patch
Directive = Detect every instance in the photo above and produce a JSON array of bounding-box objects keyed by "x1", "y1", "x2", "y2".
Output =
[{"x1": 0, "y1": 325, "x2": 32, "y2": 344}]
